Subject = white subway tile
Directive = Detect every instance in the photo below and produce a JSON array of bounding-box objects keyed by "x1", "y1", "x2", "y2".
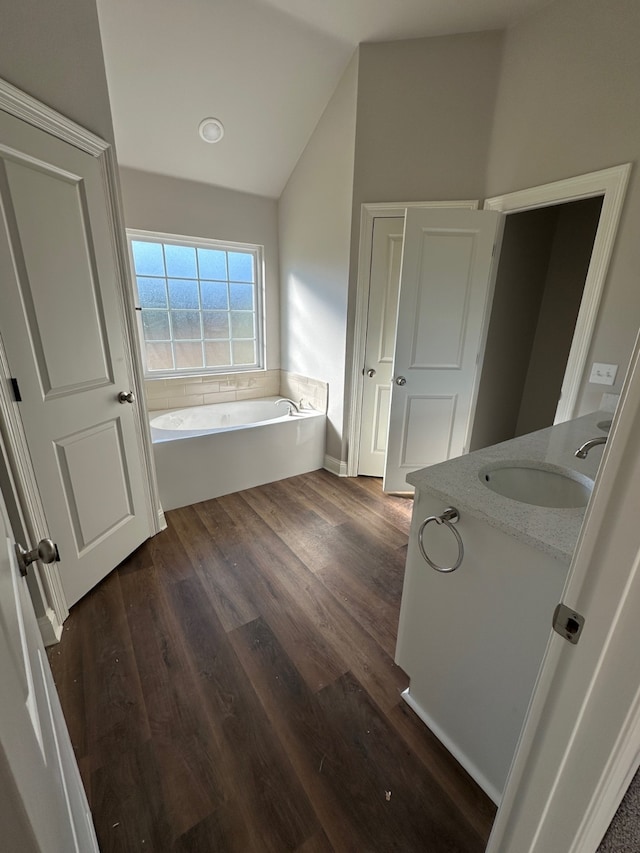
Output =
[
  {"x1": 236, "y1": 388, "x2": 264, "y2": 400},
  {"x1": 147, "y1": 398, "x2": 169, "y2": 411},
  {"x1": 203, "y1": 391, "x2": 237, "y2": 404},
  {"x1": 168, "y1": 394, "x2": 203, "y2": 408},
  {"x1": 145, "y1": 380, "x2": 169, "y2": 398}
]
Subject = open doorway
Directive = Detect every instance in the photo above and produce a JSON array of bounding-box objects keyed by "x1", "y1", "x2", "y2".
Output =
[{"x1": 470, "y1": 195, "x2": 603, "y2": 451}]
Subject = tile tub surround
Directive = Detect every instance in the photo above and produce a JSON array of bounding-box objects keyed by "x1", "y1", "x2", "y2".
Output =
[
  {"x1": 279, "y1": 371, "x2": 328, "y2": 414},
  {"x1": 144, "y1": 369, "x2": 328, "y2": 413},
  {"x1": 144, "y1": 370, "x2": 281, "y2": 411},
  {"x1": 408, "y1": 411, "x2": 608, "y2": 562}
]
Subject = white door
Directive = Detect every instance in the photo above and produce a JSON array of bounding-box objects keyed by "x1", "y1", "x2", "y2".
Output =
[
  {"x1": 384, "y1": 208, "x2": 503, "y2": 493},
  {"x1": 0, "y1": 108, "x2": 153, "y2": 605},
  {"x1": 0, "y1": 481, "x2": 98, "y2": 851},
  {"x1": 358, "y1": 216, "x2": 404, "y2": 476}
]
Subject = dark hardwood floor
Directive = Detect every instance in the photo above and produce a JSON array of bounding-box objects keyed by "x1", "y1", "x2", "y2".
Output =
[{"x1": 48, "y1": 470, "x2": 496, "y2": 852}]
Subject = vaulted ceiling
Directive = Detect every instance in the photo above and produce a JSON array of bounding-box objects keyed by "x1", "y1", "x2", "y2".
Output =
[{"x1": 97, "y1": 0, "x2": 553, "y2": 199}]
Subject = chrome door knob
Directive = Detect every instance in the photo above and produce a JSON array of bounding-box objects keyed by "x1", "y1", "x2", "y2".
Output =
[
  {"x1": 366, "y1": 368, "x2": 376, "y2": 378},
  {"x1": 15, "y1": 538, "x2": 59, "y2": 577},
  {"x1": 118, "y1": 390, "x2": 135, "y2": 404},
  {"x1": 395, "y1": 376, "x2": 407, "y2": 386}
]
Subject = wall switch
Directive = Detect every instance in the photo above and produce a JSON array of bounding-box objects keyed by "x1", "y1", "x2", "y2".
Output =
[{"x1": 589, "y1": 362, "x2": 618, "y2": 385}]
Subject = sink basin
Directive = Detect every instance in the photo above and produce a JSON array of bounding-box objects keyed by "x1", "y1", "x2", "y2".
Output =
[{"x1": 479, "y1": 461, "x2": 594, "y2": 508}]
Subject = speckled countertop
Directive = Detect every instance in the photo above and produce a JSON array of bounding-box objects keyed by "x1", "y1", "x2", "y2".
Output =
[{"x1": 407, "y1": 411, "x2": 611, "y2": 563}]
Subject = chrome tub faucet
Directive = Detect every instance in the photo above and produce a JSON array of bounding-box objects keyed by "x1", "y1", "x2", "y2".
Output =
[{"x1": 275, "y1": 397, "x2": 299, "y2": 415}]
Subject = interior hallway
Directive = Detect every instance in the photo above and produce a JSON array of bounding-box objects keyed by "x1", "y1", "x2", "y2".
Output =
[{"x1": 48, "y1": 470, "x2": 495, "y2": 851}]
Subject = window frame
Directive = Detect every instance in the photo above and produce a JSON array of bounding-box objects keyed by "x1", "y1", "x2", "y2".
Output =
[{"x1": 127, "y1": 228, "x2": 266, "y2": 379}]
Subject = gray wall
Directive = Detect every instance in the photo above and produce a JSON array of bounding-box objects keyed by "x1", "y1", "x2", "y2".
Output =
[
  {"x1": 278, "y1": 54, "x2": 359, "y2": 461},
  {"x1": 118, "y1": 168, "x2": 281, "y2": 372},
  {"x1": 343, "y1": 32, "x2": 504, "y2": 459},
  {"x1": 487, "y1": 0, "x2": 640, "y2": 417},
  {"x1": 352, "y1": 32, "x2": 504, "y2": 206},
  {"x1": 470, "y1": 208, "x2": 557, "y2": 451},
  {"x1": 0, "y1": 0, "x2": 114, "y2": 143},
  {"x1": 516, "y1": 196, "x2": 602, "y2": 436}
]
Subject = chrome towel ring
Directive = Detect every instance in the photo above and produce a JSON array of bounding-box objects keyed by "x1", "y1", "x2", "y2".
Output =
[{"x1": 417, "y1": 507, "x2": 464, "y2": 573}]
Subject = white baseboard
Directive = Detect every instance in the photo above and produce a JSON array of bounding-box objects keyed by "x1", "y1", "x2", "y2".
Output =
[
  {"x1": 401, "y1": 687, "x2": 501, "y2": 806},
  {"x1": 323, "y1": 454, "x2": 349, "y2": 476},
  {"x1": 39, "y1": 607, "x2": 64, "y2": 647},
  {"x1": 157, "y1": 507, "x2": 167, "y2": 531}
]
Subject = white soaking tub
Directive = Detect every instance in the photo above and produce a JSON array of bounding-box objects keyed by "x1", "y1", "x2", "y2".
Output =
[{"x1": 150, "y1": 397, "x2": 326, "y2": 510}]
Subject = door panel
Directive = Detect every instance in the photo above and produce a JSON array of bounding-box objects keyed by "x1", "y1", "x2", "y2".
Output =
[
  {"x1": 410, "y1": 233, "x2": 475, "y2": 368},
  {"x1": 0, "y1": 483, "x2": 98, "y2": 851},
  {"x1": 0, "y1": 107, "x2": 152, "y2": 605},
  {"x1": 358, "y1": 217, "x2": 404, "y2": 476},
  {"x1": 3, "y1": 157, "x2": 112, "y2": 395},
  {"x1": 55, "y1": 419, "x2": 134, "y2": 552},
  {"x1": 384, "y1": 208, "x2": 503, "y2": 493},
  {"x1": 400, "y1": 395, "x2": 457, "y2": 466}
]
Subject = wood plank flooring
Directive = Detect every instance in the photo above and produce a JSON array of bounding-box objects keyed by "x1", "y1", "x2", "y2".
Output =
[{"x1": 48, "y1": 470, "x2": 496, "y2": 852}]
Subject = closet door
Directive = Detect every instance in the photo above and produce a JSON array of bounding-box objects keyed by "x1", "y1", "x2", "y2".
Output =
[{"x1": 384, "y1": 207, "x2": 503, "y2": 493}]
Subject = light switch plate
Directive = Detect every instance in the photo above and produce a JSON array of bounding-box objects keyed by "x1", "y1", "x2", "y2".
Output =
[{"x1": 589, "y1": 362, "x2": 618, "y2": 385}]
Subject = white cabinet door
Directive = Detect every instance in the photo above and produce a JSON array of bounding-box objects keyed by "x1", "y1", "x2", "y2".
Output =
[
  {"x1": 0, "y1": 482, "x2": 98, "y2": 852},
  {"x1": 0, "y1": 108, "x2": 153, "y2": 606},
  {"x1": 384, "y1": 208, "x2": 503, "y2": 494},
  {"x1": 358, "y1": 216, "x2": 404, "y2": 476}
]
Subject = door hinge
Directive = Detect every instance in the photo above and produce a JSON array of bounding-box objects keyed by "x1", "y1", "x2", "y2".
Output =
[
  {"x1": 10, "y1": 377, "x2": 22, "y2": 402},
  {"x1": 552, "y1": 603, "x2": 585, "y2": 645}
]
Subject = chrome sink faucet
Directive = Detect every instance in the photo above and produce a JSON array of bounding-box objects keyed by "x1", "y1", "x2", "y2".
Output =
[
  {"x1": 575, "y1": 436, "x2": 607, "y2": 459},
  {"x1": 275, "y1": 397, "x2": 299, "y2": 415}
]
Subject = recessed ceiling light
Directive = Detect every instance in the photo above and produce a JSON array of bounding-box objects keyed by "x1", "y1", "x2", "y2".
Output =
[{"x1": 198, "y1": 117, "x2": 225, "y2": 144}]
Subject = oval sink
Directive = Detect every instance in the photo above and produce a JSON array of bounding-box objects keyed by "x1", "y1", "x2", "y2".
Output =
[{"x1": 479, "y1": 462, "x2": 594, "y2": 508}]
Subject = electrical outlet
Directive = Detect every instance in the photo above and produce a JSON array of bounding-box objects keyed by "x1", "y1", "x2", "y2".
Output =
[{"x1": 589, "y1": 362, "x2": 618, "y2": 386}]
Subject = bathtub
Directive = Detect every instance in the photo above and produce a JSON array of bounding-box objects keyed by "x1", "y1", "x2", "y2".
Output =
[{"x1": 150, "y1": 397, "x2": 326, "y2": 511}]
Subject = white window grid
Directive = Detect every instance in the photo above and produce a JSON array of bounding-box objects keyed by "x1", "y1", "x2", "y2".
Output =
[{"x1": 127, "y1": 229, "x2": 265, "y2": 378}]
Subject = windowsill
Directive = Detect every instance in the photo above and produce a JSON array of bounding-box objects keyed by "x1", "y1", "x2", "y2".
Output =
[{"x1": 144, "y1": 367, "x2": 266, "y2": 382}]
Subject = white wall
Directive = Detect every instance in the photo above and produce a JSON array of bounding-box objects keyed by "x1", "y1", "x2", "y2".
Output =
[
  {"x1": 487, "y1": 0, "x2": 640, "y2": 416},
  {"x1": 278, "y1": 53, "x2": 359, "y2": 461},
  {"x1": 118, "y1": 167, "x2": 281, "y2": 373}
]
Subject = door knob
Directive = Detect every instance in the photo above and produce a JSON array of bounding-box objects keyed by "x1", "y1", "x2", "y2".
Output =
[
  {"x1": 118, "y1": 390, "x2": 135, "y2": 404},
  {"x1": 15, "y1": 539, "x2": 59, "y2": 577},
  {"x1": 395, "y1": 376, "x2": 407, "y2": 386},
  {"x1": 366, "y1": 368, "x2": 376, "y2": 378}
]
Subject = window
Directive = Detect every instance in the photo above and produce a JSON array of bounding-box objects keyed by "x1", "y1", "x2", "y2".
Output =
[{"x1": 128, "y1": 230, "x2": 264, "y2": 376}]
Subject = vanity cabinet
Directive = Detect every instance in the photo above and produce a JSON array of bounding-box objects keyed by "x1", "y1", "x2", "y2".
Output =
[{"x1": 396, "y1": 487, "x2": 569, "y2": 804}]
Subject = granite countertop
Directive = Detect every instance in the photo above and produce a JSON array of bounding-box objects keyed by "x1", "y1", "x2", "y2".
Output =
[{"x1": 407, "y1": 411, "x2": 611, "y2": 563}]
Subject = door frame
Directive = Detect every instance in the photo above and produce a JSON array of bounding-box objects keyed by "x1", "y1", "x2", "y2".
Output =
[
  {"x1": 484, "y1": 164, "x2": 631, "y2": 424},
  {"x1": 0, "y1": 77, "x2": 164, "y2": 641},
  {"x1": 347, "y1": 199, "x2": 479, "y2": 477}
]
